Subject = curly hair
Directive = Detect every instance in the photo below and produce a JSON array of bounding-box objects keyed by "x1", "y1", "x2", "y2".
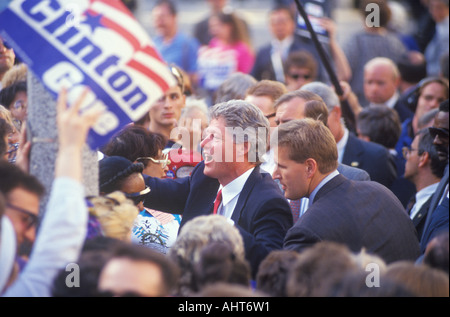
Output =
[{"x1": 87, "y1": 191, "x2": 139, "y2": 241}]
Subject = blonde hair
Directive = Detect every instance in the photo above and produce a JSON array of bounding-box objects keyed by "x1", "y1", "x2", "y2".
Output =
[
  {"x1": 88, "y1": 191, "x2": 139, "y2": 241},
  {"x1": 273, "y1": 118, "x2": 338, "y2": 174}
]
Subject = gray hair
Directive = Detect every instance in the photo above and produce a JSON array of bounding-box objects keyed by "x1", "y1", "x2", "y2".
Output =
[
  {"x1": 210, "y1": 99, "x2": 270, "y2": 164},
  {"x1": 301, "y1": 82, "x2": 340, "y2": 112},
  {"x1": 214, "y1": 73, "x2": 257, "y2": 103}
]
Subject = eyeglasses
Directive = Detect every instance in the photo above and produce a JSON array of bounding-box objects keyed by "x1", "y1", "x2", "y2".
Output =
[
  {"x1": 402, "y1": 147, "x2": 420, "y2": 159},
  {"x1": 124, "y1": 186, "x2": 151, "y2": 205},
  {"x1": 6, "y1": 203, "x2": 39, "y2": 230},
  {"x1": 288, "y1": 73, "x2": 311, "y2": 80},
  {"x1": 136, "y1": 153, "x2": 171, "y2": 169},
  {"x1": 429, "y1": 127, "x2": 449, "y2": 139}
]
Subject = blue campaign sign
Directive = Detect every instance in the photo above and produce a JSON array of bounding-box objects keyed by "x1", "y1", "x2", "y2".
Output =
[
  {"x1": 0, "y1": 0, "x2": 175, "y2": 149},
  {"x1": 0, "y1": 0, "x2": 12, "y2": 11}
]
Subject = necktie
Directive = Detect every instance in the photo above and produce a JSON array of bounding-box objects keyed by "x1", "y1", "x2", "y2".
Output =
[{"x1": 213, "y1": 189, "x2": 222, "y2": 215}]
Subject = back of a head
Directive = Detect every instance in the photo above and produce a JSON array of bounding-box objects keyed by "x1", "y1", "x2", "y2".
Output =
[
  {"x1": 87, "y1": 191, "x2": 139, "y2": 241},
  {"x1": 423, "y1": 231, "x2": 449, "y2": 275},
  {"x1": 214, "y1": 73, "x2": 257, "y2": 103},
  {"x1": 256, "y1": 250, "x2": 301, "y2": 297},
  {"x1": 99, "y1": 156, "x2": 144, "y2": 194},
  {"x1": 384, "y1": 261, "x2": 449, "y2": 297},
  {"x1": 286, "y1": 241, "x2": 359, "y2": 297},
  {"x1": 301, "y1": 82, "x2": 340, "y2": 112},
  {"x1": 246, "y1": 79, "x2": 288, "y2": 101},
  {"x1": 193, "y1": 241, "x2": 251, "y2": 292},
  {"x1": 168, "y1": 215, "x2": 245, "y2": 295},
  {"x1": 357, "y1": 106, "x2": 401, "y2": 149},
  {"x1": 102, "y1": 126, "x2": 167, "y2": 163}
]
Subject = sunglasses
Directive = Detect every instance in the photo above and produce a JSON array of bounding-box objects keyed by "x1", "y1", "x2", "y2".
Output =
[
  {"x1": 6, "y1": 203, "x2": 39, "y2": 230},
  {"x1": 429, "y1": 127, "x2": 449, "y2": 139},
  {"x1": 125, "y1": 186, "x2": 151, "y2": 205},
  {"x1": 288, "y1": 73, "x2": 311, "y2": 80},
  {"x1": 136, "y1": 153, "x2": 171, "y2": 169}
]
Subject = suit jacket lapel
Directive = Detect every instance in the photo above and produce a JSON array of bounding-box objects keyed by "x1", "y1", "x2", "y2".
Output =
[
  {"x1": 342, "y1": 134, "x2": 364, "y2": 168},
  {"x1": 412, "y1": 196, "x2": 432, "y2": 227},
  {"x1": 230, "y1": 166, "x2": 261, "y2": 223}
]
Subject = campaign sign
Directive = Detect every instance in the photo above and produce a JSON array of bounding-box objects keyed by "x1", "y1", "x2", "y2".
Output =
[
  {"x1": 0, "y1": 0, "x2": 176, "y2": 149},
  {"x1": 296, "y1": 0, "x2": 332, "y2": 43}
]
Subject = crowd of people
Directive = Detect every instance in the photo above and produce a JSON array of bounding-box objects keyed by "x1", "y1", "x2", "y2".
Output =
[{"x1": 0, "y1": 0, "x2": 449, "y2": 299}]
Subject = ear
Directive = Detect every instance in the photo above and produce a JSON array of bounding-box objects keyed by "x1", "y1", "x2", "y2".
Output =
[
  {"x1": 304, "y1": 158, "x2": 318, "y2": 178},
  {"x1": 330, "y1": 105, "x2": 341, "y2": 120},
  {"x1": 417, "y1": 151, "x2": 429, "y2": 168}
]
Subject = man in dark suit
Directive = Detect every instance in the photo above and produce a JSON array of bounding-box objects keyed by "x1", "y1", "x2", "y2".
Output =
[
  {"x1": 403, "y1": 128, "x2": 447, "y2": 239},
  {"x1": 273, "y1": 89, "x2": 370, "y2": 222},
  {"x1": 363, "y1": 57, "x2": 414, "y2": 122},
  {"x1": 143, "y1": 100, "x2": 293, "y2": 276},
  {"x1": 250, "y1": 5, "x2": 332, "y2": 85},
  {"x1": 273, "y1": 119, "x2": 420, "y2": 264},
  {"x1": 301, "y1": 82, "x2": 397, "y2": 188}
]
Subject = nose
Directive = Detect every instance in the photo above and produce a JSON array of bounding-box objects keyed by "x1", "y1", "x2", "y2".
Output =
[
  {"x1": 200, "y1": 134, "x2": 211, "y2": 149},
  {"x1": 24, "y1": 226, "x2": 36, "y2": 245}
]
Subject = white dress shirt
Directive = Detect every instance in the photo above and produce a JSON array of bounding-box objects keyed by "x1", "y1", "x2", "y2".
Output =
[
  {"x1": 216, "y1": 167, "x2": 255, "y2": 222},
  {"x1": 410, "y1": 183, "x2": 439, "y2": 220},
  {"x1": 336, "y1": 127, "x2": 349, "y2": 164}
]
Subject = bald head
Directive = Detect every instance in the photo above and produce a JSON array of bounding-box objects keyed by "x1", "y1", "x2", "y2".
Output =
[{"x1": 364, "y1": 57, "x2": 400, "y2": 104}]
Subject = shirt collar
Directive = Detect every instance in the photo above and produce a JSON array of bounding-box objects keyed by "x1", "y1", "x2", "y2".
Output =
[
  {"x1": 336, "y1": 127, "x2": 349, "y2": 163},
  {"x1": 370, "y1": 91, "x2": 399, "y2": 109},
  {"x1": 416, "y1": 183, "x2": 440, "y2": 202},
  {"x1": 308, "y1": 170, "x2": 340, "y2": 207},
  {"x1": 221, "y1": 167, "x2": 255, "y2": 206}
]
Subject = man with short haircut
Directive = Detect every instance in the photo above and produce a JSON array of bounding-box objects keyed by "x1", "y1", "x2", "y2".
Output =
[
  {"x1": 403, "y1": 128, "x2": 446, "y2": 239},
  {"x1": 301, "y1": 81, "x2": 397, "y2": 188},
  {"x1": 151, "y1": 0, "x2": 199, "y2": 79},
  {"x1": 363, "y1": 57, "x2": 414, "y2": 122},
  {"x1": 273, "y1": 89, "x2": 369, "y2": 222},
  {"x1": 245, "y1": 79, "x2": 288, "y2": 128},
  {"x1": 274, "y1": 119, "x2": 420, "y2": 263},
  {"x1": 143, "y1": 100, "x2": 293, "y2": 276}
]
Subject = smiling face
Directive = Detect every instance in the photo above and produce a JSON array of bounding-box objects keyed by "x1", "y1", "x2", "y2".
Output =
[{"x1": 200, "y1": 117, "x2": 244, "y2": 185}]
